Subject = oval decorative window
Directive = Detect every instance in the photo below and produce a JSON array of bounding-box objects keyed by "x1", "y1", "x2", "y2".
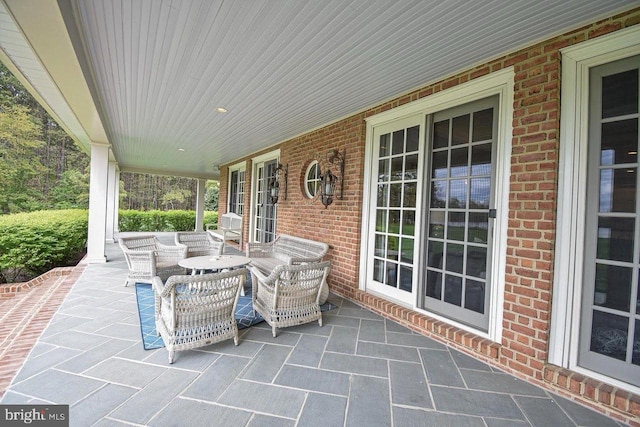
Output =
[{"x1": 304, "y1": 160, "x2": 321, "y2": 198}]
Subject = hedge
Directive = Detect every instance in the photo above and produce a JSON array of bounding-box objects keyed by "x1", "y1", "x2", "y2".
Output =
[
  {"x1": 0, "y1": 209, "x2": 88, "y2": 283},
  {"x1": 0, "y1": 209, "x2": 219, "y2": 283},
  {"x1": 118, "y1": 210, "x2": 218, "y2": 232}
]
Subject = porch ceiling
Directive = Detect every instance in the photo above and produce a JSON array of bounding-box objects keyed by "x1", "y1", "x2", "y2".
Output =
[{"x1": 0, "y1": 0, "x2": 637, "y2": 180}]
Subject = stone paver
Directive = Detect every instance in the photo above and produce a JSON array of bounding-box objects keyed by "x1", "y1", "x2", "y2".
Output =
[{"x1": 0, "y1": 233, "x2": 626, "y2": 426}]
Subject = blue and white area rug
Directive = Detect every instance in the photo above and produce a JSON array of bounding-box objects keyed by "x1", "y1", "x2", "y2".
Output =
[{"x1": 135, "y1": 282, "x2": 336, "y2": 350}]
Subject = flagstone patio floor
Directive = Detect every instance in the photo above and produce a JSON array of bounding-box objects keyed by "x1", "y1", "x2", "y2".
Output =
[{"x1": 0, "y1": 233, "x2": 627, "y2": 426}]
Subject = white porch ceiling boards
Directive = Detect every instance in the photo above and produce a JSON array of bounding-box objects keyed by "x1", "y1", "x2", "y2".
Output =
[{"x1": 1, "y1": 0, "x2": 638, "y2": 179}]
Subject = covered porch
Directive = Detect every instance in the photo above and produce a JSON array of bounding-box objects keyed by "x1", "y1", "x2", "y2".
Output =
[{"x1": 0, "y1": 234, "x2": 621, "y2": 426}]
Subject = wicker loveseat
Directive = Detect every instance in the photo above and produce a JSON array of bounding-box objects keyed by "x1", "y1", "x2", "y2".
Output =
[
  {"x1": 246, "y1": 234, "x2": 330, "y2": 303},
  {"x1": 119, "y1": 235, "x2": 187, "y2": 287}
]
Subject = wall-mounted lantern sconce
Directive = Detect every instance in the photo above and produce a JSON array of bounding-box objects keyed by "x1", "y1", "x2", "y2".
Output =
[
  {"x1": 268, "y1": 163, "x2": 288, "y2": 204},
  {"x1": 319, "y1": 149, "x2": 345, "y2": 208}
]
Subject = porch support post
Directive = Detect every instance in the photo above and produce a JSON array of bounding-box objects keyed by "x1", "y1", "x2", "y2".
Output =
[
  {"x1": 195, "y1": 178, "x2": 206, "y2": 231},
  {"x1": 86, "y1": 142, "x2": 110, "y2": 263},
  {"x1": 105, "y1": 161, "x2": 119, "y2": 243}
]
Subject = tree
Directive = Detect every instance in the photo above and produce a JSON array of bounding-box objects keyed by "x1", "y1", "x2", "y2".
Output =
[
  {"x1": 205, "y1": 181, "x2": 219, "y2": 211},
  {"x1": 50, "y1": 169, "x2": 89, "y2": 209},
  {"x1": 0, "y1": 105, "x2": 46, "y2": 213}
]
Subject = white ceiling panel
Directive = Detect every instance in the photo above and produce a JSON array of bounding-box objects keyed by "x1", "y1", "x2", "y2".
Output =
[{"x1": 1, "y1": 0, "x2": 638, "y2": 179}]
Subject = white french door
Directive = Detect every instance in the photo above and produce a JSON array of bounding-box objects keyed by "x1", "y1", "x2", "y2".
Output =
[
  {"x1": 251, "y1": 158, "x2": 278, "y2": 243},
  {"x1": 579, "y1": 56, "x2": 640, "y2": 384},
  {"x1": 366, "y1": 115, "x2": 424, "y2": 305},
  {"x1": 365, "y1": 97, "x2": 500, "y2": 331}
]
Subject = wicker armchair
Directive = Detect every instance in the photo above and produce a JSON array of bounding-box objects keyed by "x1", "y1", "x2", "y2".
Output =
[
  {"x1": 118, "y1": 235, "x2": 187, "y2": 287},
  {"x1": 249, "y1": 261, "x2": 331, "y2": 337},
  {"x1": 175, "y1": 232, "x2": 224, "y2": 257},
  {"x1": 152, "y1": 270, "x2": 246, "y2": 363}
]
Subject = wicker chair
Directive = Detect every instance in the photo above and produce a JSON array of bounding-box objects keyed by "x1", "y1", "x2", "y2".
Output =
[
  {"x1": 118, "y1": 235, "x2": 187, "y2": 287},
  {"x1": 249, "y1": 261, "x2": 331, "y2": 337},
  {"x1": 175, "y1": 232, "x2": 224, "y2": 257},
  {"x1": 152, "y1": 269, "x2": 246, "y2": 363}
]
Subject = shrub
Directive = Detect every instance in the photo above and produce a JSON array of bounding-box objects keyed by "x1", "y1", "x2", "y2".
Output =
[
  {"x1": 118, "y1": 210, "x2": 218, "y2": 232},
  {"x1": 0, "y1": 209, "x2": 88, "y2": 283}
]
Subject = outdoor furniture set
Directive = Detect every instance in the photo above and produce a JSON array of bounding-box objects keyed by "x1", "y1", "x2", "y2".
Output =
[{"x1": 119, "y1": 229, "x2": 331, "y2": 363}]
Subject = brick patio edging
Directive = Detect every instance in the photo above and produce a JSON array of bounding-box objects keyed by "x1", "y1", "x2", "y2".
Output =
[
  {"x1": 0, "y1": 267, "x2": 76, "y2": 299},
  {"x1": 0, "y1": 264, "x2": 85, "y2": 399}
]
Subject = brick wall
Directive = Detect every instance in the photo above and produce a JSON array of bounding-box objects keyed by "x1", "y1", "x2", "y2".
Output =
[{"x1": 220, "y1": 8, "x2": 640, "y2": 425}]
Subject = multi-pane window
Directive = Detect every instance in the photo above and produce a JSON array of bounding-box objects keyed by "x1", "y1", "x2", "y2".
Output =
[
  {"x1": 373, "y1": 126, "x2": 419, "y2": 292},
  {"x1": 229, "y1": 169, "x2": 245, "y2": 215}
]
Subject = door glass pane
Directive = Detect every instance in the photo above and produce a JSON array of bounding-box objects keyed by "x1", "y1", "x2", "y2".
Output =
[
  {"x1": 374, "y1": 234, "x2": 385, "y2": 257},
  {"x1": 466, "y1": 246, "x2": 487, "y2": 278},
  {"x1": 433, "y1": 120, "x2": 449, "y2": 149},
  {"x1": 401, "y1": 238, "x2": 414, "y2": 263},
  {"x1": 427, "y1": 240, "x2": 444, "y2": 268},
  {"x1": 432, "y1": 151, "x2": 448, "y2": 178},
  {"x1": 379, "y1": 159, "x2": 389, "y2": 181},
  {"x1": 402, "y1": 211, "x2": 415, "y2": 236},
  {"x1": 407, "y1": 126, "x2": 419, "y2": 152},
  {"x1": 468, "y1": 213, "x2": 488, "y2": 244},
  {"x1": 431, "y1": 181, "x2": 446, "y2": 208},
  {"x1": 465, "y1": 279, "x2": 485, "y2": 314},
  {"x1": 373, "y1": 259, "x2": 384, "y2": 282},
  {"x1": 472, "y1": 108, "x2": 494, "y2": 141},
  {"x1": 450, "y1": 147, "x2": 468, "y2": 177},
  {"x1": 600, "y1": 119, "x2": 638, "y2": 165},
  {"x1": 376, "y1": 210, "x2": 387, "y2": 232},
  {"x1": 447, "y1": 212, "x2": 466, "y2": 241},
  {"x1": 426, "y1": 270, "x2": 442, "y2": 299},
  {"x1": 602, "y1": 69, "x2": 638, "y2": 118},
  {"x1": 446, "y1": 243, "x2": 464, "y2": 274},
  {"x1": 599, "y1": 168, "x2": 636, "y2": 213},
  {"x1": 399, "y1": 265, "x2": 413, "y2": 292},
  {"x1": 594, "y1": 264, "x2": 631, "y2": 311},
  {"x1": 471, "y1": 143, "x2": 492, "y2": 176},
  {"x1": 390, "y1": 183, "x2": 403, "y2": 207},
  {"x1": 387, "y1": 236, "x2": 399, "y2": 261},
  {"x1": 470, "y1": 178, "x2": 490, "y2": 209},
  {"x1": 392, "y1": 130, "x2": 405, "y2": 154},
  {"x1": 386, "y1": 262, "x2": 397, "y2": 286},
  {"x1": 429, "y1": 211, "x2": 445, "y2": 238},
  {"x1": 633, "y1": 320, "x2": 640, "y2": 366},
  {"x1": 444, "y1": 274, "x2": 462, "y2": 305},
  {"x1": 590, "y1": 311, "x2": 628, "y2": 361},
  {"x1": 377, "y1": 184, "x2": 389, "y2": 207},
  {"x1": 404, "y1": 182, "x2": 416, "y2": 207},
  {"x1": 405, "y1": 154, "x2": 418, "y2": 179},
  {"x1": 449, "y1": 180, "x2": 467, "y2": 208},
  {"x1": 452, "y1": 115, "x2": 470, "y2": 145},
  {"x1": 379, "y1": 133, "x2": 391, "y2": 157},
  {"x1": 596, "y1": 217, "x2": 634, "y2": 262}
]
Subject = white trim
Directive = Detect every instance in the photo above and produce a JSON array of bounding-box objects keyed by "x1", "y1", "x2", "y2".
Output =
[
  {"x1": 550, "y1": 25, "x2": 640, "y2": 392},
  {"x1": 228, "y1": 161, "x2": 246, "y2": 173},
  {"x1": 303, "y1": 160, "x2": 320, "y2": 199},
  {"x1": 360, "y1": 69, "x2": 514, "y2": 342}
]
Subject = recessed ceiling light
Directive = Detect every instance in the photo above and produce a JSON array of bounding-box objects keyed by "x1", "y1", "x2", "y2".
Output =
[
  {"x1": 178, "y1": 148, "x2": 185, "y2": 152},
  {"x1": 215, "y1": 107, "x2": 228, "y2": 113}
]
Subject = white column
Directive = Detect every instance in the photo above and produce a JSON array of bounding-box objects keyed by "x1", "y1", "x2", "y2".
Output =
[
  {"x1": 195, "y1": 178, "x2": 207, "y2": 231},
  {"x1": 105, "y1": 161, "x2": 118, "y2": 243},
  {"x1": 85, "y1": 143, "x2": 109, "y2": 263}
]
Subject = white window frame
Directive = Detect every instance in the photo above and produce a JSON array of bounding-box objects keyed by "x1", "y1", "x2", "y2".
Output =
[
  {"x1": 304, "y1": 160, "x2": 321, "y2": 198},
  {"x1": 228, "y1": 162, "x2": 246, "y2": 215},
  {"x1": 550, "y1": 25, "x2": 640, "y2": 395},
  {"x1": 360, "y1": 68, "x2": 514, "y2": 342}
]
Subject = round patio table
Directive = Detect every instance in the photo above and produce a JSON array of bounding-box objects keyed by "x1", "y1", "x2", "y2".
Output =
[{"x1": 179, "y1": 255, "x2": 251, "y2": 295}]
